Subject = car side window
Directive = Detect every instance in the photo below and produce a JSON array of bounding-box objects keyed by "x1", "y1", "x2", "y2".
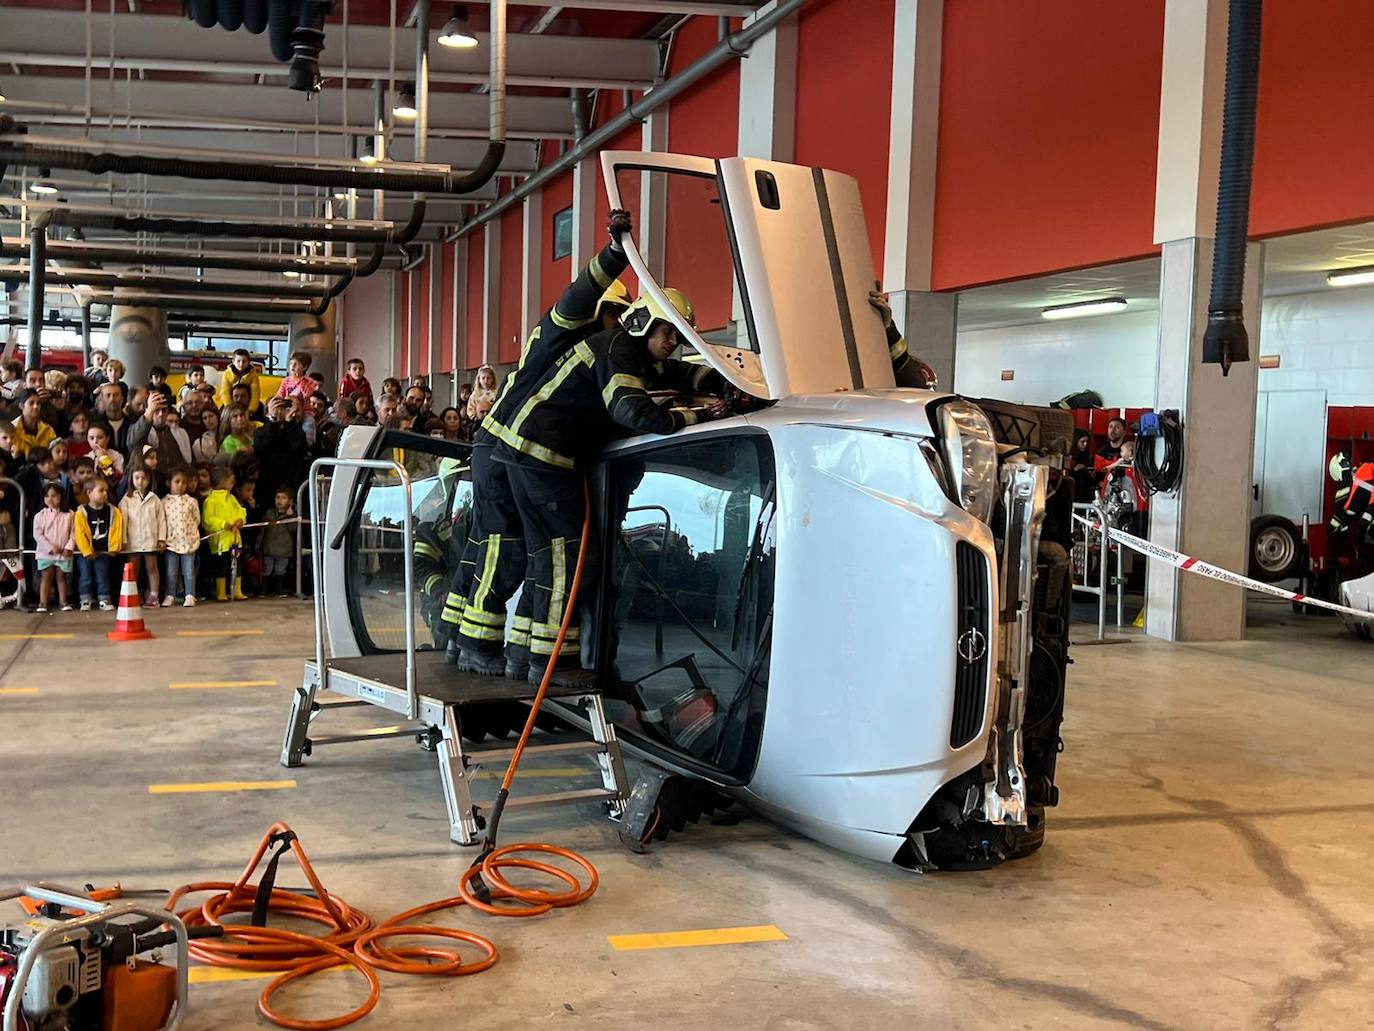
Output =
[{"x1": 601, "y1": 434, "x2": 775, "y2": 780}]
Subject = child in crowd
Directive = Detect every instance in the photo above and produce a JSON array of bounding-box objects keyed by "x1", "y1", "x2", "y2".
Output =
[
  {"x1": 259, "y1": 486, "x2": 296, "y2": 598},
  {"x1": 178, "y1": 365, "x2": 207, "y2": 402},
  {"x1": 33, "y1": 482, "x2": 74, "y2": 613},
  {"x1": 338, "y1": 358, "x2": 372, "y2": 402},
  {"x1": 70, "y1": 456, "x2": 95, "y2": 508},
  {"x1": 0, "y1": 422, "x2": 13, "y2": 461},
  {"x1": 275, "y1": 351, "x2": 315, "y2": 402},
  {"x1": 147, "y1": 366, "x2": 175, "y2": 405},
  {"x1": 202, "y1": 465, "x2": 246, "y2": 603},
  {"x1": 467, "y1": 364, "x2": 499, "y2": 423},
  {"x1": 217, "y1": 349, "x2": 262, "y2": 410},
  {"x1": 0, "y1": 361, "x2": 23, "y2": 409},
  {"x1": 381, "y1": 377, "x2": 401, "y2": 398},
  {"x1": 74, "y1": 477, "x2": 122, "y2": 611},
  {"x1": 193, "y1": 408, "x2": 221, "y2": 465},
  {"x1": 49, "y1": 438, "x2": 70, "y2": 478},
  {"x1": 66, "y1": 411, "x2": 90, "y2": 460},
  {"x1": 87, "y1": 424, "x2": 124, "y2": 478},
  {"x1": 12, "y1": 393, "x2": 55, "y2": 458},
  {"x1": 193, "y1": 463, "x2": 214, "y2": 502},
  {"x1": 162, "y1": 469, "x2": 200, "y2": 607},
  {"x1": 119, "y1": 467, "x2": 166, "y2": 607}
]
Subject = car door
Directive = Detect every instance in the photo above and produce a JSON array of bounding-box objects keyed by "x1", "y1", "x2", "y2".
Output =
[{"x1": 600, "y1": 151, "x2": 896, "y2": 401}]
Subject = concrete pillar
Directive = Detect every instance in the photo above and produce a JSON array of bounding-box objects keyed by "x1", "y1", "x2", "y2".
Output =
[
  {"x1": 1144, "y1": 0, "x2": 1262, "y2": 642},
  {"x1": 482, "y1": 223, "x2": 500, "y2": 368},
  {"x1": 882, "y1": 0, "x2": 955, "y2": 389},
  {"x1": 522, "y1": 192, "x2": 542, "y2": 343},
  {"x1": 640, "y1": 106, "x2": 669, "y2": 281},
  {"x1": 570, "y1": 155, "x2": 598, "y2": 278},
  {"x1": 737, "y1": 0, "x2": 797, "y2": 162},
  {"x1": 289, "y1": 300, "x2": 338, "y2": 390},
  {"x1": 108, "y1": 305, "x2": 170, "y2": 385}
]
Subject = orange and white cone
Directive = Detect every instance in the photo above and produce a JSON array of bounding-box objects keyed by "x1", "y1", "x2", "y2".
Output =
[{"x1": 107, "y1": 560, "x2": 155, "y2": 642}]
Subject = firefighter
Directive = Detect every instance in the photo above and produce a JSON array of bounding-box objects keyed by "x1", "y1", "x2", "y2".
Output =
[
  {"x1": 474, "y1": 288, "x2": 727, "y2": 686},
  {"x1": 1330, "y1": 452, "x2": 1374, "y2": 538},
  {"x1": 867, "y1": 290, "x2": 940, "y2": 389},
  {"x1": 439, "y1": 209, "x2": 635, "y2": 670},
  {"x1": 412, "y1": 457, "x2": 469, "y2": 645}
]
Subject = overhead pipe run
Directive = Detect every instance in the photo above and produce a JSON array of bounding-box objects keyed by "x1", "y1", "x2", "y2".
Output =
[
  {"x1": 83, "y1": 291, "x2": 319, "y2": 315},
  {"x1": 449, "y1": 0, "x2": 805, "y2": 239},
  {"x1": 0, "y1": 265, "x2": 335, "y2": 300},
  {"x1": 32, "y1": 205, "x2": 425, "y2": 248},
  {"x1": 1, "y1": 237, "x2": 365, "y2": 276},
  {"x1": 1202, "y1": 0, "x2": 1263, "y2": 375}
]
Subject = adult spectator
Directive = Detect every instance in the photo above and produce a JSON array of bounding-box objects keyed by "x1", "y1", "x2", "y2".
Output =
[
  {"x1": 93, "y1": 382, "x2": 132, "y2": 453},
  {"x1": 253, "y1": 395, "x2": 309, "y2": 495},
  {"x1": 222, "y1": 381, "x2": 266, "y2": 424},
  {"x1": 12, "y1": 392, "x2": 57, "y2": 459},
  {"x1": 180, "y1": 387, "x2": 210, "y2": 437},
  {"x1": 317, "y1": 397, "x2": 353, "y2": 457},
  {"x1": 437, "y1": 406, "x2": 464, "y2": 442},
  {"x1": 42, "y1": 370, "x2": 71, "y2": 437},
  {"x1": 376, "y1": 394, "x2": 402, "y2": 430},
  {"x1": 127, "y1": 392, "x2": 192, "y2": 482},
  {"x1": 403, "y1": 384, "x2": 427, "y2": 421},
  {"x1": 1097, "y1": 418, "x2": 1129, "y2": 462}
]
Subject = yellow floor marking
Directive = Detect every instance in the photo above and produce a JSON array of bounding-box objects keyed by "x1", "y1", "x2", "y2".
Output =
[
  {"x1": 0, "y1": 633, "x2": 74, "y2": 640},
  {"x1": 473, "y1": 767, "x2": 588, "y2": 780},
  {"x1": 169, "y1": 679, "x2": 279, "y2": 690},
  {"x1": 148, "y1": 780, "x2": 297, "y2": 794},
  {"x1": 176, "y1": 629, "x2": 264, "y2": 637},
  {"x1": 608, "y1": 925, "x2": 789, "y2": 951},
  {"x1": 0, "y1": 687, "x2": 40, "y2": 696},
  {"x1": 189, "y1": 965, "x2": 348, "y2": 984}
]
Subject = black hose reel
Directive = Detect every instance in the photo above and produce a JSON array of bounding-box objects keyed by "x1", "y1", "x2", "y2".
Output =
[
  {"x1": 1202, "y1": 0, "x2": 1263, "y2": 376},
  {"x1": 189, "y1": 0, "x2": 333, "y2": 94}
]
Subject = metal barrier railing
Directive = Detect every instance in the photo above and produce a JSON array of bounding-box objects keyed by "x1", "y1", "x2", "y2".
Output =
[
  {"x1": 294, "y1": 475, "x2": 330, "y2": 600},
  {"x1": 307, "y1": 457, "x2": 417, "y2": 719},
  {"x1": 1071, "y1": 501, "x2": 1124, "y2": 641},
  {"x1": 0, "y1": 476, "x2": 27, "y2": 567}
]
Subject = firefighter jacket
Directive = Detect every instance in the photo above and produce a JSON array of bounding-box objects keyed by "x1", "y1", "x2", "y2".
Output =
[
  {"x1": 488, "y1": 327, "x2": 723, "y2": 472},
  {"x1": 476, "y1": 241, "x2": 629, "y2": 448}
]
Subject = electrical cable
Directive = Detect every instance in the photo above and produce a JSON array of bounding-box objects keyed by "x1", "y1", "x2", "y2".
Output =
[
  {"x1": 167, "y1": 483, "x2": 598, "y2": 1029},
  {"x1": 1134, "y1": 409, "x2": 1184, "y2": 495}
]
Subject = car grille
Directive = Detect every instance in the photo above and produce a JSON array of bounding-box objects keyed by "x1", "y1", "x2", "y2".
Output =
[{"x1": 951, "y1": 541, "x2": 990, "y2": 748}]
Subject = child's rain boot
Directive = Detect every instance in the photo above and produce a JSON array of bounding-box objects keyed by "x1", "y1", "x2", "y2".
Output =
[{"x1": 215, "y1": 577, "x2": 228, "y2": 602}]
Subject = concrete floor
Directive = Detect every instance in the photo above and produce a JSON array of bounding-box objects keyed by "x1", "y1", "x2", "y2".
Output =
[{"x1": 3, "y1": 597, "x2": 1372, "y2": 1030}]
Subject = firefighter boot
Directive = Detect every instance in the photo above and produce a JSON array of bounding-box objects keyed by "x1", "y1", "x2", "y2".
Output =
[{"x1": 457, "y1": 647, "x2": 506, "y2": 677}]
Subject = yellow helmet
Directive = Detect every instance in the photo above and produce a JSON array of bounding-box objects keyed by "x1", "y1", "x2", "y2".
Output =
[
  {"x1": 621, "y1": 287, "x2": 695, "y2": 338},
  {"x1": 595, "y1": 279, "x2": 632, "y2": 321}
]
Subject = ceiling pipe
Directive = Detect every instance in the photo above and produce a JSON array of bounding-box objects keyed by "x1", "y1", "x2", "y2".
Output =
[
  {"x1": 0, "y1": 0, "x2": 507, "y2": 197},
  {"x1": 448, "y1": 0, "x2": 804, "y2": 240},
  {"x1": 1, "y1": 237, "x2": 362, "y2": 276},
  {"x1": 0, "y1": 265, "x2": 335, "y2": 299},
  {"x1": 33, "y1": 206, "x2": 424, "y2": 247},
  {"x1": 83, "y1": 291, "x2": 318, "y2": 314}
]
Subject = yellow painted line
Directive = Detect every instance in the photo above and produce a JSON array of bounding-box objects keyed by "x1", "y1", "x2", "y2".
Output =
[
  {"x1": 0, "y1": 633, "x2": 74, "y2": 640},
  {"x1": 608, "y1": 925, "x2": 789, "y2": 952},
  {"x1": 169, "y1": 679, "x2": 278, "y2": 690},
  {"x1": 473, "y1": 767, "x2": 587, "y2": 780},
  {"x1": 189, "y1": 965, "x2": 348, "y2": 984},
  {"x1": 148, "y1": 780, "x2": 297, "y2": 795},
  {"x1": 0, "y1": 687, "x2": 40, "y2": 696},
  {"x1": 176, "y1": 629, "x2": 264, "y2": 637}
]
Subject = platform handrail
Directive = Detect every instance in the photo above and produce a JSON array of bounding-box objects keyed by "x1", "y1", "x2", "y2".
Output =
[
  {"x1": 308, "y1": 457, "x2": 417, "y2": 720},
  {"x1": 1071, "y1": 501, "x2": 1124, "y2": 640},
  {"x1": 295, "y1": 475, "x2": 330, "y2": 600}
]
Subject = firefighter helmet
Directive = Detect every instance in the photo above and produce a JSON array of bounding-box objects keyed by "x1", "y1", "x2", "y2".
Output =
[
  {"x1": 1331, "y1": 452, "x2": 1352, "y2": 483},
  {"x1": 596, "y1": 279, "x2": 632, "y2": 321},
  {"x1": 621, "y1": 287, "x2": 695, "y2": 338}
]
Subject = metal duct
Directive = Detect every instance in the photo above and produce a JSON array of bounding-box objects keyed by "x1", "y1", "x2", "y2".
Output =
[
  {"x1": 0, "y1": 265, "x2": 335, "y2": 300},
  {"x1": 1, "y1": 237, "x2": 366, "y2": 277},
  {"x1": 450, "y1": 0, "x2": 804, "y2": 239}
]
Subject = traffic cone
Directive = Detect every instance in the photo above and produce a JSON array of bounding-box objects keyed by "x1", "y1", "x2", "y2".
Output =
[{"x1": 107, "y1": 561, "x2": 155, "y2": 642}]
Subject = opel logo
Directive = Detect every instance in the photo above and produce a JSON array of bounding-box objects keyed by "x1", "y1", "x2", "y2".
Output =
[{"x1": 957, "y1": 628, "x2": 987, "y2": 664}]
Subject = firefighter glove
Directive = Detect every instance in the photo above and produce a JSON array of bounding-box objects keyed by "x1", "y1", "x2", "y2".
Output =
[
  {"x1": 608, "y1": 208, "x2": 634, "y2": 253},
  {"x1": 868, "y1": 289, "x2": 894, "y2": 328}
]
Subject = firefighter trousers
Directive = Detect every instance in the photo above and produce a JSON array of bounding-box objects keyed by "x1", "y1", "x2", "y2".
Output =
[
  {"x1": 454, "y1": 444, "x2": 527, "y2": 655},
  {"x1": 503, "y1": 460, "x2": 588, "y2": 672}
]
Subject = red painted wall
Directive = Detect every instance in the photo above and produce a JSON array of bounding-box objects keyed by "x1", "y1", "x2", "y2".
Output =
[
  {"x1": 1251, "y1": 1, "x2": 1374, "y2": 237},
  {"x1": 416, "y1": 256, "x2": 431, "y2": 376},
  {"x1": 498, "y1": 205, "x2": 524, "y2": 364},
  {"x1": 439, "y1": 242, "x2": 456, "y2": 373},
  {"x1": 396, "y1": 273, "x2": 409, "y2": 378},
  {"x1": 464, "y1": 235, "x2": 485, "y2": 371},
  {"x1": 930, "y1": 0, "x2": 1165, "y2": 291},
  {"x1": 793, "y1": 0, "x2": 895, "y2": 274},
  {"x1": 667, "y1": 17, "x2": 739, "y2": 160}
]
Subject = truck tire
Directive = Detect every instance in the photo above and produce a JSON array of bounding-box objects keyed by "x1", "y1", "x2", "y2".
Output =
[{"x1": 1249, "y1": 515, "x2": 1303, "y2": 582}]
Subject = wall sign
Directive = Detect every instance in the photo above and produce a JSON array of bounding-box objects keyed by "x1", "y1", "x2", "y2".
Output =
[
  {"x1": 1001, "y1": 369, "x2": 1015, "y2": 381},
  {"x1": 1259, "y1": 354, "x2": 1281, "y2": 369}
]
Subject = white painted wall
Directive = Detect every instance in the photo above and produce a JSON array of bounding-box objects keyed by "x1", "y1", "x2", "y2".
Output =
[
  {"x1": 1257, "y1": 286, "x2": 1374, "y2": 404},
  {"x1": 953, "y1": 309, "x2": 1160, "y2": 407},
  {"x1": 339, "y1": 270, "x2": 395, "y2": 383}
]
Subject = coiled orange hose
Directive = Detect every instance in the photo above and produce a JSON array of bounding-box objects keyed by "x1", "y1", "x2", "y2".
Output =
[{"x1": 170, "y1": 482, "x2": 600, "y2": 1029}]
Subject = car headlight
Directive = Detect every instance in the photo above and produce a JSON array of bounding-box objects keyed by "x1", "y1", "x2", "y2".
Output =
[{"x1": 937, "y1": 401, "x2": 998, "y2": 525}]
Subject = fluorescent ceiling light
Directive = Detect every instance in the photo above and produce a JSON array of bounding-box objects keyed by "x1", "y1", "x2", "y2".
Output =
[
  {"x1": 1326, "y1": 265, "x2": 1374, "y2": 288},
  {"x1": 438, "y1": 5, "x2": 479, "y2": 48},
  {"x1": 1041, "y1": 297, "x2": 1128, "y2": 320},
  {"x1": 393, "y1": 83, "x2": 417, "y2": 120},
  {"x1": 29, "y1": 169, "x2": 58, "y2": 196},
  {"x1": 282, "y1": 269, "x2": 300, "y2": 278},
  {"x1": 359, "y1": 139, "x2": 378, "y2": 165}
]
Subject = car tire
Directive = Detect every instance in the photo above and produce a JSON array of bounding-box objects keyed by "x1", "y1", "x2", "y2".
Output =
[{"x1": 1249, "y1": 515, "x2": 1304, "y2": 582}]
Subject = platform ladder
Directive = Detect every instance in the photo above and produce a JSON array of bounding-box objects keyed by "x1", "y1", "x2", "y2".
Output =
[{"x1": 280, "y1": 455, "x2": 629, "y2": 846}]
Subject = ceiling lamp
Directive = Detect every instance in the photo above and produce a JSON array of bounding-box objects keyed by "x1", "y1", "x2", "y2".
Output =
[
  {"x1": 393, "y1": 82, "x2": 418, "y2": 120},
  {"x1": 359, "y1": 139, "x2": 379, "y2": 165},
  {"x1": 29, "y1": 170, "x2": 59, "y2": 196},
  {"x1": 438, "y1": 5, "x2": 479, "y2": 48},
  {"x1": 1326, "y1": 265, "x2": 1374, "y2": 288},
  {"x1": 1041, "y1": 297, "x2": 1128, "y2": 321}
]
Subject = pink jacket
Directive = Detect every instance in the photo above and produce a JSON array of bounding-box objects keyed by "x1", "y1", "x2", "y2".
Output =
[
  {"x1": 276, "y1": 375, "x2": 315, "y2": 401},
  {"x1": 33, "y1": 508, "x2": 75, "y2": 560}
]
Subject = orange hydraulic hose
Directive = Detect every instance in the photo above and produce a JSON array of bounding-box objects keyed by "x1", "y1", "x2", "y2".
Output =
[{"x1": 169, "y1": 481, "x2": 600, "y2": 1029}]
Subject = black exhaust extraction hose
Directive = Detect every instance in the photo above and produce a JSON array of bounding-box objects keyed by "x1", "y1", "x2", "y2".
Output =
[{"x1": 1202, "y1": 0, "x2": 1263, "y2": 376}]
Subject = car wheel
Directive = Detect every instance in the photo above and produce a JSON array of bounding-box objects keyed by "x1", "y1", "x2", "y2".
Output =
[{"x1": 1249, "y1": 515, "x2": 1304, "y2": 582}]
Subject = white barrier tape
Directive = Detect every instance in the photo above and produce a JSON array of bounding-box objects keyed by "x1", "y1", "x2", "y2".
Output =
[{"x1": 1071, "y1": 513, "x2": 1374, "y2": 623}]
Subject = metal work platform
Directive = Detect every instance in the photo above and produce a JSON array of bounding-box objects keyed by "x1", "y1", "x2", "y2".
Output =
[{"x1": 280, "y1": 456, "x2": 629, "y2": 846}]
